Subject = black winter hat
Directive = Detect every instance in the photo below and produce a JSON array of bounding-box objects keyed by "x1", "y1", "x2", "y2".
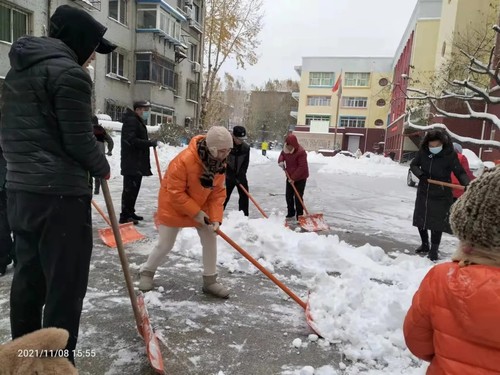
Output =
[
  {"x1": 49, "y1": 5, "x2": 116, "y2": 66},
  {"x1": 232, "y1": 126, "x2": 247, "y2": 139},
  {"x1": 133, "y1": 100, "x2": 152, "y2": 110}
]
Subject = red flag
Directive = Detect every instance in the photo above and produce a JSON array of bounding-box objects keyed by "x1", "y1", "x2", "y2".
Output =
[{"x1": 332, "y1": 75, "x2": 342, "y2": 96}]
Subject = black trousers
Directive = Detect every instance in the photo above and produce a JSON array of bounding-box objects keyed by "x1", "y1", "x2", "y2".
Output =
[
  {"x1": 286, "y1": 179, "x2": 306, "y2": 219},
  {"x1": 120, "y1": 175, "x2": 143, "y2": 219},
  {"x1": 0, "y1": 190, "x2": 14, "y2": 268},
  {"x1": 7, "y1": 191, "x2": 93, "y2": 364},
  {"x1": 224, "y1": 178, "x2": 249, "y2": 216},
  {"x1": 418, "y1": 228, "x2": 443, "y2": 246}
]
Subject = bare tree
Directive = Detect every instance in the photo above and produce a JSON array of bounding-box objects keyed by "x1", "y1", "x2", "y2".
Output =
[
  {"x1": 405, "y1": 21, "x2": 500, "y2": 149},
  {"x1": 201, "y1": 0, "x2": 264, "y2": 127}
]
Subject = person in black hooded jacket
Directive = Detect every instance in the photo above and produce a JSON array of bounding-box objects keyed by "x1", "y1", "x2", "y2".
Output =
[
  {"x1": 0, "y1": 5, "x2": 115, "y2": 365},
  {"x1": 410, "y1": 130, "x2": 469, "y2": 261},
  {"x1": 119, "y1": 100, "x2": 157, "y2": 224},
  {"x1": 0, "y1": 143, "x2": 14, "y2": 276}
]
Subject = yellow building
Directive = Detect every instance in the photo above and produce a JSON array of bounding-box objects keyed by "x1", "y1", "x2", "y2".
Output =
[{"x1": 293, "y1": 57, "x2": 393, "y2": 152}]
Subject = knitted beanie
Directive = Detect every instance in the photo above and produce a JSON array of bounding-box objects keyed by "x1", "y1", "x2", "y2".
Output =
[
  {"x1": 450, "y1": 166, "x2": 500, "y2": 251},
  {"x1": 205, "y1": 126, "x2": 232, "y2": 157}
]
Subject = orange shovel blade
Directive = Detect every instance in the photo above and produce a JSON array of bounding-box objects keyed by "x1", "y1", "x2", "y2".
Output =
[
  {"x1": 137, "y1": 294, "x2": 165, "y2": 374},
  {"x1": 298, "y1": 214, "x2": 330, "y2": 232},
  {"x1": 305, "y1": 294, "x2": 323, "y2": 337},
  {"x1": 98, "y1": 223, "x2": 145, "y2": 248}
]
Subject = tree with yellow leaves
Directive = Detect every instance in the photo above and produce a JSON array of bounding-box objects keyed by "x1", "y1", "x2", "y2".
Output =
[{"x1": 201, "y1": 0, "x2": 264, "y2": 127}]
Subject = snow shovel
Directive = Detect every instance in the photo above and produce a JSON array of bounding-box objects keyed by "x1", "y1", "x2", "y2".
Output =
[
  {"x1": 215, "y1": 227, "x2": 322, "y2": 337},
  {"x1": 428, "y1": 178, "x2": 465, "y2": 191},
  {"x1": 237, "y1": 182, "x2": 268, "y2": 218},
  {"x1": 100, "y1": 179, "x2": 165, "y2": 374},
  {"x1": 284, "y1": 171, "x2": 330, "y2": 232},
  {"x1": 91, "y1": 200, "x2": 145, "y2": 248}
]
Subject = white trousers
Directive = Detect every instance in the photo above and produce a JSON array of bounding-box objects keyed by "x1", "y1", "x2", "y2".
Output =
[{"x1": 141, "y1": 225, "x2": 217, "y2": 276}]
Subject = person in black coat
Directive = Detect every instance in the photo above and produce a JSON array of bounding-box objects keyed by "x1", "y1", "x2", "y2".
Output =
[
  {"x1": 0, "y1": 5, "x2": 114, "y2": 365},
  {"x1": 119, "y1": 100, "x2": 157, "y2": 224},
  {"x1": 224, "y1": 126, "x2": 250, "y2": 216},
  {"x1": 0, "y1": 144, "x2": 14, "y2": 276},
  {"x1": 92, "y1": 115, "x2": 114, "y2": 195},
  {"x1": 410, "y1": 130, "x2": 469, "y2": 261}
]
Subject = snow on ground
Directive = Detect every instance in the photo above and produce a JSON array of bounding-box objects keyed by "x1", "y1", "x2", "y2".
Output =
[
  {"x1": 104, "y1": 137, "x2": 438, "y2": 374},
  {"x1": 1, "y1": 133, "x2": 455, "y2": 374}
]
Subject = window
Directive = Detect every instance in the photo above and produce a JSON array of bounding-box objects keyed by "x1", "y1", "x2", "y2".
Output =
[
  {"x1": 305, "y1": 115, "x2": 331, "y2": 125},
  {"x1": 374, "y1": 119, "x2": 384, "y2": 126},
  {"x1": 309, "y1": 72, "x2": 334, "y2": 87},
  {"x1": 193, "y1": 3, "x2": 200, "y2": 22},
  {"x1": 105, "y1": 101, "x2": 127, "y2": 121},
  {"x1": 0, "y1": 4, "x2": 28, "y2": 43},
  {"x1": 307, "y1": 96, "x2": 331, "y2": 106},
  {"x1": 136, "y1": 53, "x2": 175, "y2": 88},
  {"x1": 137, "y1": 4, "x2": 181, "y2": 41},
  {"x1": 339, "y1": 116, "x2": 366, "y2": 128},
  {"x1": 150, "y1": 106, "x2": 174, "y2": 126},
  {"x1": 107, "y1": 51, "x2": 126, "y2": 77},
  {"x1": 173, "y1": 72, "x2": 180, "y2": 95},
  {"x1": 342, "y1": 97, "x2": 367, "y2": 108},
  {"x1": 109, "y1": 0, "x2": 127, "y2": 25},
  {"x1": 190, "y1": 44, "x2": 198, "y2": 61},
  {"x1": 376, "y1": 98, "x2": 386, "y2": 107},
  {"x1": 379, "y1": 78, "x2": 388, "y2": 86},
  {"x1": 186, "y1": 80, "x2": 198, "y2": 101},
  {"x1": 344, "y1": 73, "x2": 370, "y2": 87}
]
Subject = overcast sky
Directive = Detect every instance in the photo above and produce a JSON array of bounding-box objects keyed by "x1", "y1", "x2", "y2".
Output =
[{"x1": 221, "y1": 0, "x2": 419, "y2": 88}]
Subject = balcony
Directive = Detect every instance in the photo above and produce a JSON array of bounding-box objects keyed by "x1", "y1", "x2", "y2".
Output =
[
  {"x1": 292, "y1": 92, "x2": 300, "y2": 101},
  {"x1": 290, "y1": 110, "x2": 298, "y2": 119},
  {"x1": 136, "y1": 1, "x2": 187, "y2": 45}
]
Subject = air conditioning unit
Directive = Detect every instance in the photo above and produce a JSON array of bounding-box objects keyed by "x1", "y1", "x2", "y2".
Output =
[
  {"x1": 191, "y1": 62, "x2": 201, "y2": 73},
  {"x1": 184, "y1": 5, "x2": 192, "y2": 19}
]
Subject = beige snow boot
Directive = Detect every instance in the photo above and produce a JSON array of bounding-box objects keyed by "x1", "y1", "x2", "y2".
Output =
[
  {"x1": 202, "y1": 274, "x2": 229, "y2": 299},
  {"x1": 138, "y1": 270, "x2": 155, "y2": 292}
]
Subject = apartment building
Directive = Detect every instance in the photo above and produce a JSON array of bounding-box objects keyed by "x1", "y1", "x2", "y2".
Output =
[
  {"x1": 0, "y1": 0, "x2": 204, "y2": 129},
  {"x1": 386, "y1": 0, "x2": 500, "y2": 163},
  {"x1": 293, "y1": 57, "x2": 393, "y2": 153}
]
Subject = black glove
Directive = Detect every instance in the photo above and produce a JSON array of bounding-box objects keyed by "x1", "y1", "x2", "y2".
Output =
[
  {"x1": 150, "y1": 140, "x2": 158, "y2": 148},
  {"x1": 419, "y1": 174, "x2": 428, "y2": 183}
]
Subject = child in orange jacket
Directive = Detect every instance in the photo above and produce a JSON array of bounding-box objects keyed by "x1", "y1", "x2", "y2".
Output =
[{"x1": 403, "y1": 166, "x2": 500, "y2": 374}]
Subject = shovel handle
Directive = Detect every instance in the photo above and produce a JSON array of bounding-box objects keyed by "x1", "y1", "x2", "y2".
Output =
[
  {"x1": 284, "y1": 170, "x2": 310, "y2": 215},
  {"x1": 153, "y1": 147, "x2": 162, "y2": 183},
  {"x1": 100, "y1": 179, "x2": 143, "y2": 335},
  {"x1": 238, "y1": 183, "x2": 268, "y2": 219},
  {"x1": 428, "y1": 179, "x2": 465, "y2": 190},
  {"x1": 216, "y1": 228, "x2": 306, "y2": 310},
  {"x1": 91, "y1": 199, "x2": 112, "y2": 227}
]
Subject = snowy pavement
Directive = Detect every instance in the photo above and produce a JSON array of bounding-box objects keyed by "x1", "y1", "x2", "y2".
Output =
[{"x1": 0, "y1": 138, "x2": 459, "y2": 374}]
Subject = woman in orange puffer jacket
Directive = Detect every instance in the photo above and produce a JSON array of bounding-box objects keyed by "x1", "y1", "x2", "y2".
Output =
[
  {"x1": 404, "y1": 166, "x2": 500, "y2": 374},
  {"x1": 138, "y1": 126, "x2": 233, "y2": 298}
]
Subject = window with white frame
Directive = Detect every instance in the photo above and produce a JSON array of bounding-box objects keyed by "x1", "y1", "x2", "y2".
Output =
[
  {"x1": 150, "y1": 106, "x2": 174, "y2": 126},
  {"x1": 193, "y1": 3, "x2": 201, "y2": 22},
  {"x1": 136, "y1": 53, "x2": 175, "y2": 88},
  {"x1": 309, "y1": 72, "x2": 334, "y2": 87},
  {"x1": 137, "y1": 4, "x2": 181, "y2": 41},
  {"x1": 305, "y1": 115, "x2": 331, "y2": 125},
  {"x1": 307, "y1": 96, "x2": 331, "y2": 106},
  {"x1": 186, "y1": 80, "x2": 198, "y2": 101},
  {"x1": 344, "y1": 73, "x2": 370, "y2": 87},
  {"x1": 105, "y1": 101, "x2": 127, "y2": 121},
  {"x1": 109, "y1": 0, "x2": 128, "y2": 25},
  {"x1": 190, "y1": 44, "x2": 198, "y2": 61},
  {"x1": 339, "y1": 116, "x2": 366, "y2": 128},
  {"x1": 0, "y1": 3, "x2": 29, "y2": 43},
  {"x1": 342, "y1": 96, "x2": 368, "y2": 108},
  {"x1": 107, "y1": 51, "x2": 126, "y2": 78}
]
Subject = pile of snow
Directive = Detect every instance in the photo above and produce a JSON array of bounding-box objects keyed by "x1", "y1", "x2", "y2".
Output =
[{"x1": 317, "y1": 154, "x2": 408, "y2": 178}]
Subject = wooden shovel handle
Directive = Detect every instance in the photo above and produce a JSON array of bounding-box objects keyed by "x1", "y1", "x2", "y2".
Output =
[
  {"x1": 216, "y1": 228, "x2": 307, "y2": 310},
  {"x1": 153, "y1": 147, "x2": 162, "y2": 183},
  {"x1": 238, "y1": 183, "x2": 268, "y2": 218},
  {"x1": 428, "y1": 178, "x2": 465, "y2": 190},
  {"x1": 284, "y1": 170, "x2": 310, "y2": 215},
  {"x1": 100, "y1": 179, "x2": 143, "y2": 335}
]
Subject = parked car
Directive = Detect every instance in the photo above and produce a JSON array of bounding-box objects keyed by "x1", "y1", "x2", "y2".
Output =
[
  {"x1": 406, "y1": 148, "x2": 485, "y2": 187},
  {"x1": 333, "y1": 150, "x2": 355, "y2": 158}
]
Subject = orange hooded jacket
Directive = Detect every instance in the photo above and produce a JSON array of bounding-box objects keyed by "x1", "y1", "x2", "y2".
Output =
[
  {"x1": 404, "y1": 262, "x2": 500, "y2": 374},
  {"x1": 156, "y1": 135, "x2": 226, "y2": 227}
]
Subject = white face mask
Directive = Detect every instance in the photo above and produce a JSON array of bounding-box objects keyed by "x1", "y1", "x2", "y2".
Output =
[{"x1": 429, "y1": 146, "x2": 443, "y2": 154}]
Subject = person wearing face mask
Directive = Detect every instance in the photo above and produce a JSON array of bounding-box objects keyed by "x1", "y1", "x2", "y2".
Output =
[
  {"x1": 138, "y1": 126, "x2": 232, "y2": 298},
  {"x1": 410, "y1": 130, "x2": 469, "y2": 261},
  {"x1": 119, "y1": 100, "x2": 157, "y2": 224},
  {"x1": 0, "y1": 4, "x2": 113, "y2": 365}
]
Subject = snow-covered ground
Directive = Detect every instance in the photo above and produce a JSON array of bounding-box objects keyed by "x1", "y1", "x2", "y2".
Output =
[{"x1": 0, "y1": 133, "x2": 459, "y2": 374}]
